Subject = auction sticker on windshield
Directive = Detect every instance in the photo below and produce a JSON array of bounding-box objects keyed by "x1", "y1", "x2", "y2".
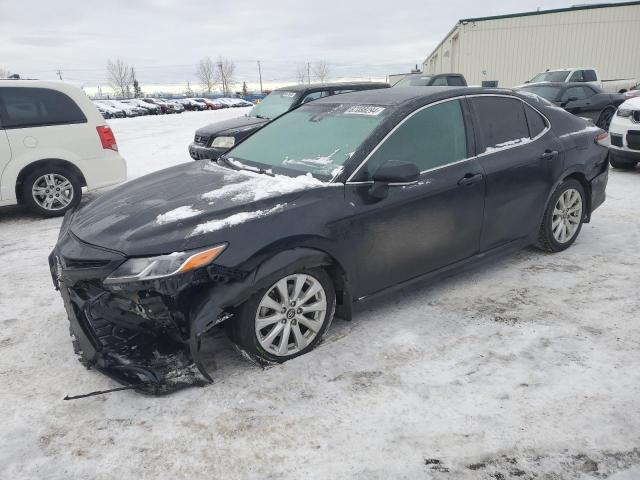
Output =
[{"x1": 344, "y1": 105, "x2": 386, "y2": 116}]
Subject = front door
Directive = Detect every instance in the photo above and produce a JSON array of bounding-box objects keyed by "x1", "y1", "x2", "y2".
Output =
[{"x1": 344, "y1": 98, "x2": 486, "y2": 297}]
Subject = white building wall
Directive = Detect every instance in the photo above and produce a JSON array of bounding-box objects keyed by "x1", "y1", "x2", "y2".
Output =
[{"x1": 424, "y1": 3, "x2": 640, "y2": 87}]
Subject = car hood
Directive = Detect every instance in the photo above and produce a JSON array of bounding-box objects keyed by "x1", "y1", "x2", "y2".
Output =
[
  {"x1": 195, "y1": 116, "x2": 268, "y2": 137},
  {"x1": 620, "y1": 96, "x2": 640, "y2": 109},
  {"x1": 69, "y1": 161, "x2": 328, "y2": 257}
]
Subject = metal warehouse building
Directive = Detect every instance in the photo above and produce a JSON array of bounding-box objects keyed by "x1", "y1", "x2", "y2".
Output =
[{"x1": 423, "y1": 1, "x2": 640, "y2": 87}]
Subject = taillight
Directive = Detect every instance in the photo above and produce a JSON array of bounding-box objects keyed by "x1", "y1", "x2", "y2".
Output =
[
  {"x1": 595, "y1": 132, "x2": 609, "y2": 144},
  {"x1": 96, "y1": 125, "x2": 118, "y2": 151}
]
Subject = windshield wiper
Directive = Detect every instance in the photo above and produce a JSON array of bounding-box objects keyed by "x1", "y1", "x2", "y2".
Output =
[{"x1": 217, "y1": 156, "x2": 274, "y2": 176}]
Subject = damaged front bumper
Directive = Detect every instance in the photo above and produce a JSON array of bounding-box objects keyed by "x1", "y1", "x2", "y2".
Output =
[{"x1": 49, "y1": 224, "x2": 242, "y2": 395}]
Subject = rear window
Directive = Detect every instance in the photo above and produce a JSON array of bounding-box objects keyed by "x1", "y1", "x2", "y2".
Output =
[
  {"x1": 471, "y1": 97, "x2": 530, "y2": 152},
  {"x1": 0, "y1": 87, "x2": 86, "y2": 129},
  {"x1": 524, "y1": 104, "x2": 547, "y2": 138}
]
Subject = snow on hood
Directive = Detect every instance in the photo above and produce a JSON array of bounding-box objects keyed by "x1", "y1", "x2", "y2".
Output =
[
  {"x1": 190, "y1": 204, "x2": 286, "y2": 236},
  {"x1": 156, "y1": 205, "x2": 203, "y2": 225}
]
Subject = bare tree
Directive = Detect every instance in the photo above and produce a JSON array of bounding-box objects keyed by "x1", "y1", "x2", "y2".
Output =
[
  {"x1": 0, "y1": 67, "x2": 10, "y2": 79},
  {"x1": 295, "y1": 65, "x2": 307, "y2": 84},
  {"x1": 107, "y1": 59, "x2": 133, "y2": 98},
  {"x1": 195, "y1": 57, "x2": 216, "y2": 94},
  {"x1": 216, "y1": 57, "x2": 236, "y2": 95},
  {"x1": 312, "y1": 61, "x2": 331, "y2": 83}
]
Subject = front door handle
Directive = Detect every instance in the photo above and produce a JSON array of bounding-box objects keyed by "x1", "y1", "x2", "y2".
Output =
[
  {"x1": 458, "y1": 173, "x2": 483, "y2": 186},
  {"x1": 541, "y1": 149, "x2": 558, "y2": 160}
]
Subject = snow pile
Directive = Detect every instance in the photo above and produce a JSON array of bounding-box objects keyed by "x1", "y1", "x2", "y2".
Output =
[
  {"x1": 155, "y1": 205, "x2": 202, "y2": 225},
  {"x1": 202, "y1": 170, "x2": 325, "y2": 203},
  {"x1": 484, "y1": 137, "x2": 532, "y2": 153},
  {"x1": 190, "y1": 204, "x2": 285, "y2": 236}
]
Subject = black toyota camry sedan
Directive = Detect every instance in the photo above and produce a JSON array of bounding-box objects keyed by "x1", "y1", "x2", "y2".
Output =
[
  {"x1": 50, "y1": 87, "x2": 609, "y2": 393},
  {"x1": 516, "y1": 82, "x2": 625, "y2": 130}
]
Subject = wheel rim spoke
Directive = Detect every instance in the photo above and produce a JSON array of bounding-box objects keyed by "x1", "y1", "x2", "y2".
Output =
[
  {"x1": 254, "y1": 273, "x2": 327, "y2": 357},
  {"x1": 552, "y1": 188, "x2": 582, "y2": 244},
  {"x1": 31, "y1": 173, "x2": 74, "y2": 211}
]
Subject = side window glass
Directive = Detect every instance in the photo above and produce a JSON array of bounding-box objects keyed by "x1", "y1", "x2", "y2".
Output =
[
  {"x1": 581, "y1": 86, "x2": 596, "y2": 98},
  {"x1": 332, "y1": 89, "x2": 355, "y2": 95},
  {"x1": 568, "y1": 70, "x2": 585, "y2": 82},
  {"x1": 431, "y1": 77, "x2": 448, "y2": 86},
  {"x1": 301, "y1": 90, "x2": 330, "y2": 104},
  {"x1": 524, "y1": 104, "x2": 547, "y2": 138},
  {"x1": 471, "y1": 97, "x2": 530, "y2": 151},
  {"x1": 447, "y1": 76, "x2": 464, "y2": 86},
  {"x1": 362, "y1": 100, "x2": 467, "y2": 179},
  {"x1": 584, "y1": 70, "x2": 597, "y2": 82},
  {"x1": 0, "y1": 87, "x2": 86, "y2": 128},
  {"x1": 561, "y1": 87, "x2": 586, "y2": 101}
]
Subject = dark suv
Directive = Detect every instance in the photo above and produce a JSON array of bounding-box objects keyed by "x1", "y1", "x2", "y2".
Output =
[
  {"x1": 393, "y1": 73, "x2": 467, "y2": 87},
  {"x1": 188, "y1": 82, "x2": 389, "y2": 160}
]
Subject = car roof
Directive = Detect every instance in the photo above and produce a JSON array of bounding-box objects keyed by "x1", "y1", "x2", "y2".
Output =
[
  {"x1": 274, "y1": 81, "x2": 389, "y2": 93},
  {"x1": 311, "y1": 86, "x2": 513, "y2": 107}
]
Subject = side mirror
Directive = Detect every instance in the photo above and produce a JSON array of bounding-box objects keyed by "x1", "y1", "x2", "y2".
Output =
[{"x1": 368, "y1": 160, "x2": 420, "y2": 199}]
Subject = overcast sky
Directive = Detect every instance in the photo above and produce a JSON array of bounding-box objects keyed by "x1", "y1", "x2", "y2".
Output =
[{"x1": 0, "y1": 0, "x2": 604, "y2": 93}]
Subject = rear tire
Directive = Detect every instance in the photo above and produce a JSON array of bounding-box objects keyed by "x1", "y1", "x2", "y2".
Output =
[
  {"x1": 537, "y1": 179, "x2": 585, "y2": 253},
  {"x1": 227, "y1": 268, "x2": 335, "y2": 364},
  {"x1": 21, "y1": 166, "x2": 82, "y2": 217}
]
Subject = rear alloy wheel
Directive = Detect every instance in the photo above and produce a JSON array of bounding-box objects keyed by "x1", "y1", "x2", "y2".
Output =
[
  {"x1": 596, "y1": 107, "x2": 615, "y2": 131},
  {"x1": 537, "y1": 179, "x2": 585, "y2": 252},
  {"x1": 229, "y1": 268, "x2": 335, "y2": 364},
  {"x1": 22, "y1": 167, "x2": 82, "y2": 217}
]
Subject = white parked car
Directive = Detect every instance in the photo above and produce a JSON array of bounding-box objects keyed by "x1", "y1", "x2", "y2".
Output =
[
  {"x1": 518, "y1": 68, "x2": 637, "y2": 94},
  {"x1": 0, "y1": 80, "x2": 127, "y2": 216},
  {"x1": 608, "y1": 97, "x2": 640, "y2": 169}
]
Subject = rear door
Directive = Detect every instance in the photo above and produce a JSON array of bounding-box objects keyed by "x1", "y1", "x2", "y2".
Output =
[
  {"x1": 469, "y1": 95, "x2": 561, "y2": 251},
  {"x1": 345, "y1": 98, "x2": 485, "y2": 296},
  {"x1": 0, "y1": 87, "x2": 100, "y2": 167}
]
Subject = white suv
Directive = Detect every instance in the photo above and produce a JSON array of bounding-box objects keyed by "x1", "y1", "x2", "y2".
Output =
[
  {"x1": 0, "y1": 80, "x2": 126, "y2": 216},
  {"x1": 609, "y1": 97, "x2": 640, "y2": 169}
]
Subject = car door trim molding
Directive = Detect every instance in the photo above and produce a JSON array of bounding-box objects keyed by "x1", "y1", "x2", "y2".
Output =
[{"x1": 344, "y1": 93, "x2": 551, "y2": 184}]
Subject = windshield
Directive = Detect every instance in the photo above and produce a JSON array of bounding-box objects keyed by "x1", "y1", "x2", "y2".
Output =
[
  {"x1": 520, "y1": 85, "x2": 561, "y2": 101},
  {"x1": 226, "y1": 103, "x2": 389, "y2": 179},
  {"x1": 530, "y1": 71, "x2": 570, "y2": 83},
  {"x1": 394, "y1": 75, "x2": 433, "y2": 87},
  {"x1": 248, "y1": 91, "x2": 299, "y2": 119}
]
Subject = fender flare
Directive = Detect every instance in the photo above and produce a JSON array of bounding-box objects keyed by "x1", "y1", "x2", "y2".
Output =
[
  {"x1": 188, "y1": 247, "x2": 349, "y2": 380},
  {"x1": 538, "y1": 165, "x2": 592, "y2": 229}
]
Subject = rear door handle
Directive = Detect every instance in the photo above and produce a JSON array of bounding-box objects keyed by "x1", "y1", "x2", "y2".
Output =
[
  {"x1": 458, "y1": 173, "x2": 483, "y2": 186},
  {"x1": 541, "y1": 149, "x2": 558, "y2": 160}
]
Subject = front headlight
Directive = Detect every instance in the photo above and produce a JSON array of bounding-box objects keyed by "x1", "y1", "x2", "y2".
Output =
[
  {"x1": 617, "y1": 108, "x2": 632, "y2": 118},
  {"x1": 103, "y1": 244, "x2": 226, "y2": 285},
  {"x1": 211, "y1": 136, "x2": 235, "y2": 148}
]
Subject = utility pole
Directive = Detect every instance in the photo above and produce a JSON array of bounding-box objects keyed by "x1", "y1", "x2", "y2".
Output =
[
  {"x1": 218, "y1": 60, "x2": 226, "y2": 95},
  {"x1": 257, "y1": 60, "x2": 263, "y2": 93},
  {"x1": 56, "y1": 69, "x2": 63, "y2": 80},
  {"x1": 307, "y1": 62, "x2": 311, "y2": 85}
]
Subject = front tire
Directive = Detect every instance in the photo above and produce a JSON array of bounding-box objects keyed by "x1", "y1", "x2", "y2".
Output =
[
  {"x1": 21, "y1": 166, "x2": 82, "y2": 217},
  {"x1": 596, "y1": 107, "x2": 615, "y2": 131},
  {"x1": 228, "y1": 268, "x2": 335, "y2": 364},
  {"x1": 609, "y1": 157, "x2": 637, "y2": 170},
  {"x1": 537, "y1": 179, "x2": 585, "y2": 253}
]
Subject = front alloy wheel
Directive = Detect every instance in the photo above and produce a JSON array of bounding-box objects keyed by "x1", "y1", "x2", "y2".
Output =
[
  {"x1": 255, "y1": 274, "x2": 328, "y2": 357},
  {"x1": 228, "y1": 268, "x2": 335, "y2": 364}
]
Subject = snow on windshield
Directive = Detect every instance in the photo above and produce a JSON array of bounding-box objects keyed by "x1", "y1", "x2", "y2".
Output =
[{"x1": 201, "y1": 161, "x2": 325, "y2": 204}]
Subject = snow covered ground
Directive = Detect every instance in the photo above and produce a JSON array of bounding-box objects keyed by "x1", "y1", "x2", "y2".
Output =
[{"x1": 1, "y1": 109, "x2": 640, "y2": 479}]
